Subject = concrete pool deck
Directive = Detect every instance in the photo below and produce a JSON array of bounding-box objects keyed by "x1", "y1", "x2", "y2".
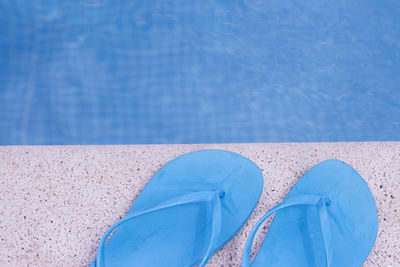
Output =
[{"x1": 0, "y1": 142, "x2": 399, "y2": 266}]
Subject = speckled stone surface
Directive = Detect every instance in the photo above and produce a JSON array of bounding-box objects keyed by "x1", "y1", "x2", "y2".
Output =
[{"x1": 0, "y1": 142, "x2": 399, "y2": 266}]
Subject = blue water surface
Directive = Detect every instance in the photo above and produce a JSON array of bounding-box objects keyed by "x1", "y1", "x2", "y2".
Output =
[{"x1": 1, "y1": 0, "x2": 399, "y2": 145}]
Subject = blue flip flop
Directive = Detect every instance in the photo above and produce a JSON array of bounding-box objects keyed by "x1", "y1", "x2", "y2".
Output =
[
  {"x1": 91, "y1": 150, "x2": 263, "y2": 267},
  {"x1": 242, "y1": 159, "x2": 378, "y2": 267}
]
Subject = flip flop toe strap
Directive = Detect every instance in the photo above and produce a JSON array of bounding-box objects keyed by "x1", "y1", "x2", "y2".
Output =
[
  {"x1": 241, "y1": 194, "x2": 332, "y2": 267},
  {"x1": 95, "y1": 190, "x2": 224, "y2": 267}
]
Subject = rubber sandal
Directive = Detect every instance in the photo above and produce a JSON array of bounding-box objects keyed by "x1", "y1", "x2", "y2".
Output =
[
  {"x1": 91, "y1": 150, "x2": 263, "y2": 267},
  {"x1": 241, "y1": 159, "x2": 378, "y2": 267}
]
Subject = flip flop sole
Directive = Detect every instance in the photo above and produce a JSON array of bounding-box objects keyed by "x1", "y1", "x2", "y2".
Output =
[
  {"x1": 252, "y1": 159, "x2": 378, "y2": 267},
  {"x1": 91, "y1": 149, "x2": 263, "y2": 266}
]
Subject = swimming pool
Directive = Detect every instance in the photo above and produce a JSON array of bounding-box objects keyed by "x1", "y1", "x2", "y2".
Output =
[{"x1": 1, "y1": 0, "x2": 399, "y2": 145}]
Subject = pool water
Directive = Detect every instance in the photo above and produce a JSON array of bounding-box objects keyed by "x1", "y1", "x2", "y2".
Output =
[{"x1": 1, "y1": 0, "x2": 399, "y2": 145}]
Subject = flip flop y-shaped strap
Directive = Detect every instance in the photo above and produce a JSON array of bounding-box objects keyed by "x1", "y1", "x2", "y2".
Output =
[
  {"x1": 241, "y1": 194, "x2": 332, "y2": 267},
  {"x1": 95, "y1": 190, "x2": 225, "y2": 267}
]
